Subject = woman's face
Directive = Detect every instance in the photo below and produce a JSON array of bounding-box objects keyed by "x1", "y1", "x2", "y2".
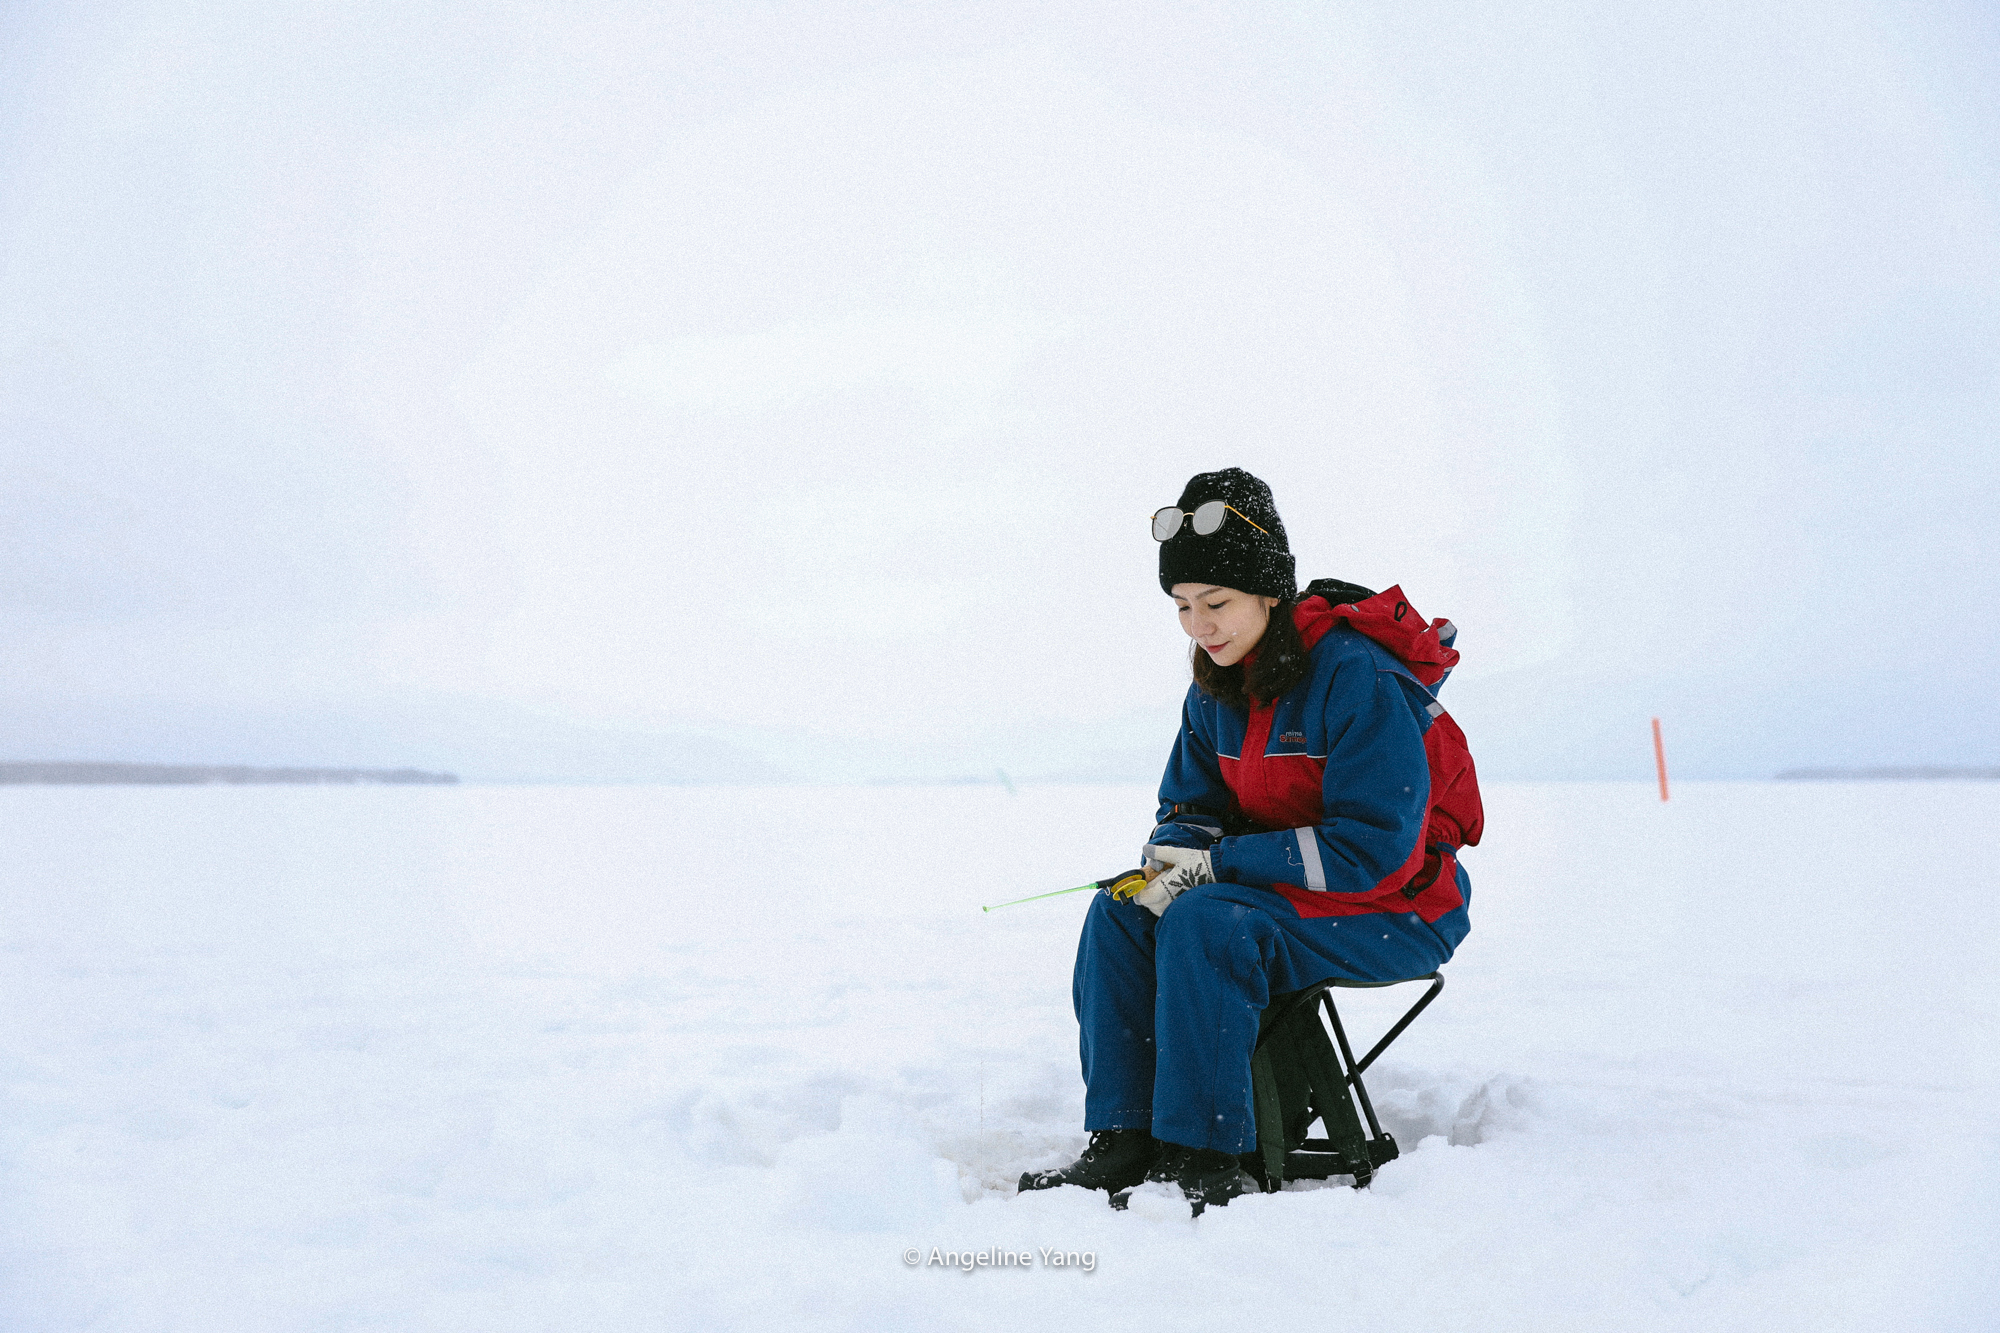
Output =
[{"x1": 1171, "y1": 583, "x2": 1279, "y2": 667}]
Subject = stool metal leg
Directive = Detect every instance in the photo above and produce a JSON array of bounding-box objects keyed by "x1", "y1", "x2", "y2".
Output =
[
  {"x1": 1321, "y1": 993, "x2": 1387, "y2": 1144},
  {"x1": 1352, "y1": 973, "x2": 1446, "y2": 1076}
]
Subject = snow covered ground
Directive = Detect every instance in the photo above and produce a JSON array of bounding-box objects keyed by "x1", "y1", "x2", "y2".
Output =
[{"x1": 2, "y1": 780, "x2": 1995, "y2": 1331}]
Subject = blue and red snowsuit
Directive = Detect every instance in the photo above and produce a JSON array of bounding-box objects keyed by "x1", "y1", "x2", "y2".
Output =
[{"x1": 1074, "y1": 587, "x2": 1482, "y2": 1153}]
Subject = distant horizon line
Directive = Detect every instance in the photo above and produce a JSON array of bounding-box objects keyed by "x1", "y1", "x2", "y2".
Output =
[
  {"x1": 0, "y1": 762, "x2": 1993, "y2": 788},
  {"x1": 0, "y1": 762, "x2": 458, "y2": 786}
]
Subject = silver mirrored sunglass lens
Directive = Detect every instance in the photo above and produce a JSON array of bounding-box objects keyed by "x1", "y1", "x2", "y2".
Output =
[
  {"x1": 1191, "y1": 500, "x2": 1229, "y2": 535},
  {"x1": 1152, "y1": 508, "x2": 1184, "y2": 541}
]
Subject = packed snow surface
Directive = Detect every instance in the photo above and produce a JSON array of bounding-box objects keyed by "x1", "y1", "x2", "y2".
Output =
[{"x1": 2, "y1": 782, "x2": 1995, "y2": 1331}]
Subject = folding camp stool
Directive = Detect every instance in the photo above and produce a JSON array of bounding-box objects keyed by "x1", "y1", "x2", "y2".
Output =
[{"x1": 1244, "y1": 971, "x2": 1445, "y2": 1191}]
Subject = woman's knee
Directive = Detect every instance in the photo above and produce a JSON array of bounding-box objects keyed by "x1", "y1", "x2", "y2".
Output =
[
  {"x1": 1156, "y1": 884, "x2": 1276, "y2": 976},
  {"x1": 1157, "y1": 881, "x2": 1260, "y2": 934},
  {"x1": 1078, "y1": 887, "x2": 1157, "y2": 955}
]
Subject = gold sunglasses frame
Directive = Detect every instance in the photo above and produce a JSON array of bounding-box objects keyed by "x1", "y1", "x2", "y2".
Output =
[{"x1": 1150, "y1": 501, "x2": 1270, "y2": 541}]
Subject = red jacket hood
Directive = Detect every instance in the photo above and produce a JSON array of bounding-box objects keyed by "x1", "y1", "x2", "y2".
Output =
[{"x1": 1296, "y1": 585, "x2": 1459, "y2": 686}]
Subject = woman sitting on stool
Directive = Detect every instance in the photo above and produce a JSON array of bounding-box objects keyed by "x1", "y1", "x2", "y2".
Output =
[{"x1": 1018, "y1": 467, "x2": 1481, "y2": 1214}]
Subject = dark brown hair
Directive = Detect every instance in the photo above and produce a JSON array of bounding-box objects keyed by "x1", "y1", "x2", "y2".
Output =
[{"x1": 1191, "y1": 597, "x2": 1311, "y2": 711}]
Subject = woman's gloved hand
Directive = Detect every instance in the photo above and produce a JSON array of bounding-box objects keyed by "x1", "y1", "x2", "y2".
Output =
[{"x1": 1129, "y1": 846, "x2": 1215, "y2": 916}]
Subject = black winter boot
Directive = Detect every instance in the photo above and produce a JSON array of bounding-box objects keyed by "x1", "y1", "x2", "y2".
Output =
[
  {"x1": 1017, "y1": 1129, "x2": 1160, "y2": 1195},
  {"x1": 1110, "y1": 1144, "x2": 1262, "y2": 1217}
]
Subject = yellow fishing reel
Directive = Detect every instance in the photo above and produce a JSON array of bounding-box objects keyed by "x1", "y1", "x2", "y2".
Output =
[{"x1": 1099, "y1": 869, "x2": 1150, "y2": 901}]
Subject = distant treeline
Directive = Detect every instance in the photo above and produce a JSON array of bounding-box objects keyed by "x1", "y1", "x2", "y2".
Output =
[
  {"x1": 1776, "y1": 766, "x2": 2000, "y2": 781},
  {"x1": 0, "y1": 763, "x2": 458, "y2": 786}
]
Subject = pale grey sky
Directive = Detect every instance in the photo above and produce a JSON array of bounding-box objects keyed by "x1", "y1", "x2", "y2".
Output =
[{"x1": 3, "y1": 1, "x2": 1995, "y2": 780}]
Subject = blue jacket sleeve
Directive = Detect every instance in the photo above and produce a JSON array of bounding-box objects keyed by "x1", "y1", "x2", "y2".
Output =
[
  {"x1": 1210, "y1": 659, "x2": 1432, "y2": 896},
  {"x1": 1145, "y1": 686, "x2": 1236, "y2": 862}
]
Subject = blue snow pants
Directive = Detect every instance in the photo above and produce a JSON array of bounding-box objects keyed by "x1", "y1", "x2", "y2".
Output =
[{"x1": 1074, "y1": 879, "x2": 1463, "y2": 1153}]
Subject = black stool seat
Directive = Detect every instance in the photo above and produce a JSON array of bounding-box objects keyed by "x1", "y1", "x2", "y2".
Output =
[{"x1": 1245, "y1": 971, "x2": 1445, "y2": 1190}]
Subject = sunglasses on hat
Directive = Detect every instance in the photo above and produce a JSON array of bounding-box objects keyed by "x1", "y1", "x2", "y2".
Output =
[{"x1": 1150, "y1": 500, "x2": 1270, "y2": 542}]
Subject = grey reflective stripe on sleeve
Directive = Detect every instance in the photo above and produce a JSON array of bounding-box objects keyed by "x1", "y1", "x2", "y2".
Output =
[
  {"x1": 1437, "y1": 620, "x2": 1457, "y2": 645},
  {"x1": 1294, "y1": 828, "x2": 1327, "y2": 890},
  {"x1": 1426, "y1": 699, "x2": 1445, "y2": 718}
]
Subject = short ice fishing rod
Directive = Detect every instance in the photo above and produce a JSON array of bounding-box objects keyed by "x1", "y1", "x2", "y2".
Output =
[{"x1": 982, "y1": 870, "x2": 1147, "y2": 912}]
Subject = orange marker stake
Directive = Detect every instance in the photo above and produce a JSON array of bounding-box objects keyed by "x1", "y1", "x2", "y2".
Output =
[{"x1": 1651, "y1": 717, "x2": 1670, "y2": 802}]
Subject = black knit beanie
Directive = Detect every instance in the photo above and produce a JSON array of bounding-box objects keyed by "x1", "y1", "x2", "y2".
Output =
[{"x1": 1156, "y1": 467, "x2": 1297, "y2": 599}]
